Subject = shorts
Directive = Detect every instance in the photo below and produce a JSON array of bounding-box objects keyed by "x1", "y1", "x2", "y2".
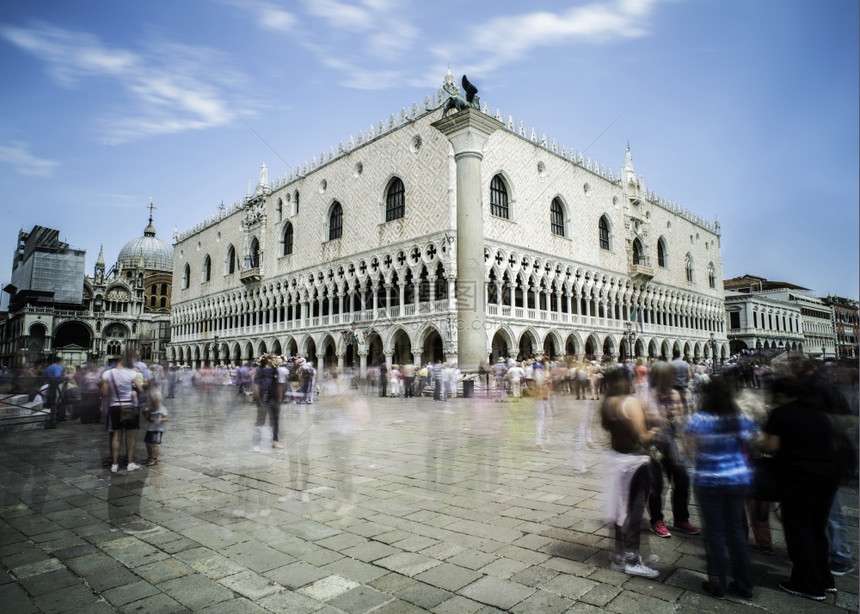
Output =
[
  {"x1": 107, "y1": 406, "x2": 139, "y2": 432},
  {"x1": 144, "y1": 431, "x2": 163, "y2": 444}
]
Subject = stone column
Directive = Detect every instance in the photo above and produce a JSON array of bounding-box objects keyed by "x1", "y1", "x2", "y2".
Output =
[
  {"x1": 432, "y1": 109, "x2": 502, "y2": 373},
  {"x1": 358, "y1": 350, "x2": 368, "y2": 379}
]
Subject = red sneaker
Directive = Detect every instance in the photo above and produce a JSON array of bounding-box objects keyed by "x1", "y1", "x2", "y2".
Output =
[
  {"x1": 650, "y1": 520, "x2": 672, "y2": 538},
  {"x1": 673, "y1": 520, "x2": 701, "y2": 535}
]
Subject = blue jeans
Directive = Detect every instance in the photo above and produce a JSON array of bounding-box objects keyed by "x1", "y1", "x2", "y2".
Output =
[
  {"x1": 695, "y1": 485, "x2": 753, "y2": 593},
  {"x1": 828, "y1": 488, "x2": 852, "y2": 566}
]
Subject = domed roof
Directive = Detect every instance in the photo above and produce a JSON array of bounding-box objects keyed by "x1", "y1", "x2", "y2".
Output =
[{"x1": 117, "y1": 216, "x2": 173, "y2": 272}]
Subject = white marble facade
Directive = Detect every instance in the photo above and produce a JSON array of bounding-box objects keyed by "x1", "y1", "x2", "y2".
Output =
[{"x1": 170, "y1": 75, "x2": 727, "y2": 373}]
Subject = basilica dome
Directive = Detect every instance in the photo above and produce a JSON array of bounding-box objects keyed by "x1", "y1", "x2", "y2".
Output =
[{"x1": 117, "y1": 217, "x2": 173, "y2": 272}]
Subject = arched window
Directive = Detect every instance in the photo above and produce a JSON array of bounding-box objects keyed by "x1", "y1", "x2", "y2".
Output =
[
  {"x1": 277, "y1": 198, "x2": 283, "y2": 221},
  {"x1": 183, "y1": 264, "x2": 190, "y2": 289},
  {"x1": 160, "y1": 283, "x2": 167, "y2": 295},
  {"x1": 294, "y1": 191, "x2": 300, "y2": 215},
  {"x1": 227, "y1": 245, "x2": 237, "y2": 274},
  {"x1": 657, "y1": 237, "x2": 667, "y2": 267},
  {"x1": 599, "y1": 215, "x2": 611, "y2": 250},
  {"x1": 708, "y1": 262, "x2": 716, "y2": 289},
  {"x1": 385, "y1": 177, "x2": 405, "y2": 221},
  {"x1": 632, "y1": 238, "x2": 643, "y2": 265},
  {"x1": 685, "y1": 253, "x2": 694, "y2": 283},
  {"x1": 203, "y1": 255, "x2": 211, "y2": 282},
  {"x1": 490, "y1": 174, "x2": 509, "y2": 219},
  {"x1": 160, "y1": 297, "x2": 166, "y2": 308},
  {"x1": 329, "y1": 201, "x2": 343, "y2": 240},
  {"x1": 283, "y1": 222, "x2": 294, "y2": 256},
  {"x1": 550, "y1": 198, "x2": 565, "y2": 236}
]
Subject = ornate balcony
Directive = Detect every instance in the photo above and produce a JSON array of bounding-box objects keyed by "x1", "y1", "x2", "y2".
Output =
[
  {"x1": 239, "y1": 267, "x2": 261, "y2": 284},
  {"x1": 629, "y1": 263, "x2": 654, "y2": 281}
]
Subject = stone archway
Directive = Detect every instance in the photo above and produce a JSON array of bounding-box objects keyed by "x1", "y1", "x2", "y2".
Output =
[
  {"x1": 422, "y1": 329, "x2": 443, "y2": 365},
  {"x1": 544, "y1": 336, "x2": 557, "y2": 360},
  {"x1": 518, "y1": 333, "x2": 534, "y2": 360},
  {"x1": 490, "y1": 331, "x2": 509, "y2": 364},
  {"x1": 565, "y1": 335, "x2": 578, "y2": 358},
  {"x1": 390, "y1": 329, "x2": 412, "y2": 366},
  {"x1": 366, "y1": 333, "x2": 384, "y2": 367}
]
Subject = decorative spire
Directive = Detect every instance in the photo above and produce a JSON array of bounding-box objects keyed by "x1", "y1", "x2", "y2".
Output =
[
  {"x1": 144, "y1": 199, "x2": 157, "y2": 237},
  {"x1": 623, "y1": 143, "x2": 637, "y2": 187},
  {"x1": 96, "y1": 245, "x2": 105, "y2": 267}
]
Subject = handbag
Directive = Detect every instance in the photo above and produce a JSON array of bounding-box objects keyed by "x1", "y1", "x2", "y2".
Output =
[
  {"x1": 119, "y1": 404, "x2": 138, "y2": 427},
  {"x1": 109, "y1": 372, "x2": 138, "y2": 427}
]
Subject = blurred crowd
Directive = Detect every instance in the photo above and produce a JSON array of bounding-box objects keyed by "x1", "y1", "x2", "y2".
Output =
[{"x1": 0, "y1": 350, "x2": 856, "y2": 602}]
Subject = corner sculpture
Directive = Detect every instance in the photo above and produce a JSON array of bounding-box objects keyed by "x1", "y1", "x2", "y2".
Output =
[{"x1": 428, "y1": 74, "x2": 480, "y2": 117}]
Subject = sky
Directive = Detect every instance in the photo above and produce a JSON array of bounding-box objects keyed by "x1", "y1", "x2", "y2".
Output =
[{"x1": 0, "y1": 0, "x2": 857, "y2": 305}]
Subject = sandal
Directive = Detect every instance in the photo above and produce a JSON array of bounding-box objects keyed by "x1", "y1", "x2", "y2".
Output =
[{"x1": 143, "y1": 459, "x2": 158, "y2": 466}]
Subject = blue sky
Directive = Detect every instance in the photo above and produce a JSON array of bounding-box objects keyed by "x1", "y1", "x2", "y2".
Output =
[{"x1": 0, "y1": 0, "x2": 857, "y2": 302}]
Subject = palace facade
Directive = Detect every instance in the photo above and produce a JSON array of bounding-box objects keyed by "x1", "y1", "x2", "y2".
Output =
[{"x1": 169, "y1": 72, "x2": 727, "y2": 373}]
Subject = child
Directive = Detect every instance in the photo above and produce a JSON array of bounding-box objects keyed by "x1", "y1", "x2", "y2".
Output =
[{"x1": 144, "y1": 390, "x2": 168, "y2": 466}]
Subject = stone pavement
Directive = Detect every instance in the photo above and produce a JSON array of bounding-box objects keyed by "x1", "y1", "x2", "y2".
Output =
[{"x1": 1, "y1": 384, "x2": 857, "y2": 613}]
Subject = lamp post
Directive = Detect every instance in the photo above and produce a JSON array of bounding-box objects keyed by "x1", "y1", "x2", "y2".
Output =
[
  {"x1": 708, "y1": 332, "x2": 717, "y2": 372},
  {"x1": 340, "y1": 322, "x2": 368, "y2": 370},
  {"x1": 213, "y1": 335, "x2": 219, "y2": 367},
  {"x1": 822, "y1": 345, "x2": 826, "y2": 361},
  {"x1": 624, "y1": 321, "x2": 636, "y2": 361}
]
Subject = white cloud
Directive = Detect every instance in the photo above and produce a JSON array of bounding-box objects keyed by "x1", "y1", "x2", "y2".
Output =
[
  {"x1": 222, "y1": 0, "x2": 297, "y2": 32},
  {"x1": 0, "y1": 141, "x2": 60, "y2": 176},
  {"x1": 436, "y1": 0, "x2": 662, "y2": 76},
  {"x1": 303, "y1": 0, "x2": 374, "y2": 31},
  {"x1": 0, "y1": 23, "x2": 248, "y2": 142}
]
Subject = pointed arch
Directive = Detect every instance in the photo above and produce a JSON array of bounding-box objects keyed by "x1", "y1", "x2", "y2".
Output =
[
  {"x1": 227, "y1": 244, "x2": 237, "y2": 274},
  {"x1": 283, "y1": 222, "x2": 294, "y2": 256},
  {"x1": 599, "y1": 214, "x2": 612, "y2": 250},
  {"x1": 657, "y1": 236, "x2": 667, "y2": 267},
  {"x1": 385, "y1": 176, "x2": 405, "y2": 222},
  {"x1": 328, "y1": 201, "x2": 343, "y2": 241},
  {"x1": 490, "y1": 173, "x2": 510, "y2": 219},
  {"x1": 550, "y1": 197, "x2": 566, "y2": 237}
]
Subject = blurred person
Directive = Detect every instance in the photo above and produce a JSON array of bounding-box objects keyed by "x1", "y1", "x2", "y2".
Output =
[
  {"x1": 764, "y1": 376, "x2": 839, "y2": 601},
  {"x1": 533, "y1": 362, "x2": 551, "y2": 451},
  {"x1": 508, "y1": 361, "x2": 525, "y2": 400},
  {"x1": 102, "y1": 351, "x2": 144, "y2": 473},
  {"x1": 378, "y1": 361, "x2": 388, "y2": 398},
  {"x1": 389, "y1": 364, "x2": 401, "y2": 397},
  {"x1": 402, "y1": 362, "x2": 416, "y2": 398},
  {"x1": 796, "y1": 361, "x2": 857, "y2": 578},
  {"x1": 303, "y1": 361, "x2": 317, "y2": 404},
  {"x1": 734, "y1": 389, "x2": 775, "y2": 555},
  {"x1": 252, "y1": 357, "x2": 282, "y2": 452},
  {"x1": 686, "y1": 377, "x2": 758, "y2": 599},
  {"x1": 143, "y1": 390, "x2": 168, "y2": 466},
  {"x1": 417, "y1": 363, "x2": 429, "y2": 397},
  {"x1": 601, "y1": 368, "x2": 662, "y2": 578},
  {"x1": 646, "y1": 361, "x2": 699, "y2": 539},
  {"x1": 237, "y1": 362, "x2": 251, "y2": 397},
  {"x1": 492, "y1": 357, "x2": 508, "y2": 402},
  {"x1": 276, "y1": 358, "x2": 290, "y2": 403},
  {"x1": 432, "y1": 360, "x2": 444, "y2": 401},
  {"x1": 448, "y1": 363, "x2": 461, "y2": 398}
]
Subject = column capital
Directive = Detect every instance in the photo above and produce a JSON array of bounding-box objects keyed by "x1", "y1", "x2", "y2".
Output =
[{"x1": 431, "y1": 108, "x2": 503, "y2": 157}]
